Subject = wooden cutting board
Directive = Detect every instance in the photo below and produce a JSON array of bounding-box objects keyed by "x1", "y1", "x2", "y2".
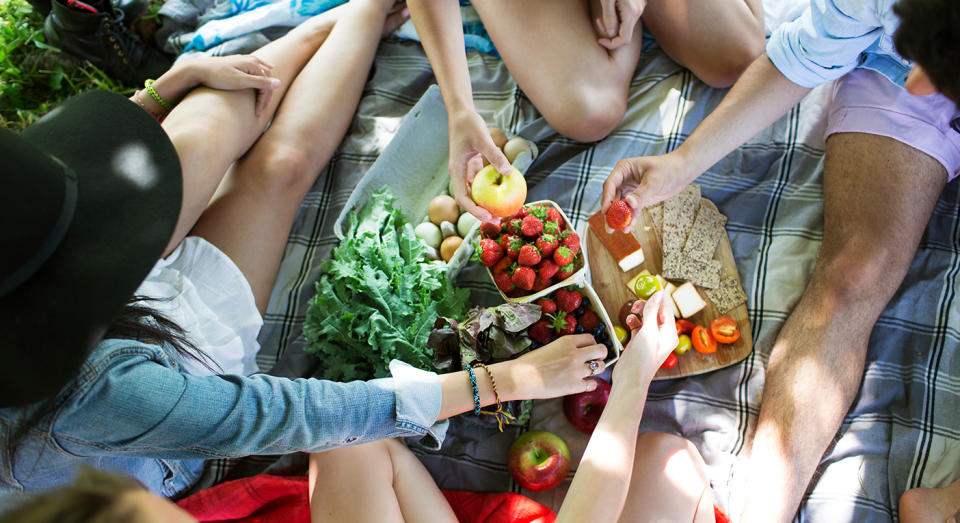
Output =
[{"x1": 586, "y1": 204, "x2": 753, "y2": 380}]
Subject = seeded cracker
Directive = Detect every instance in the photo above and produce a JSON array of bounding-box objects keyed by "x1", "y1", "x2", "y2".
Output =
[
  {"x1": 662, "y1": 253, "x2": 722, "y2": 288},
  {"x1": 648, "y1": 203, "x2": 663, "y2": 237},
  {"x1": 662, "y1": 185, "x2": 700, "y2": 256},
  {"x1": 682, "y1": 199, "x2": 727, "y2": 262},
  {"x1": 706, "y1": 277, "x2": 748, "y2": 313}
]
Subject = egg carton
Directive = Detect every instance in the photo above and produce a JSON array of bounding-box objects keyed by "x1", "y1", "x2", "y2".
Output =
[{"x1": 332, "y1": 85, "x2": 537, "y2": 280}]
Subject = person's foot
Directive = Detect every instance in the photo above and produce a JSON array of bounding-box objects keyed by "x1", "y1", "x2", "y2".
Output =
[{"x1": 899, "y1": 478, "x2": 960, "y2": 523}]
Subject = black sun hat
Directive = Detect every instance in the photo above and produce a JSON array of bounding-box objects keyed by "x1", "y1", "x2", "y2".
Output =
[{"x1": 0, "y1": 90, "x2": 182, "y2": 408}]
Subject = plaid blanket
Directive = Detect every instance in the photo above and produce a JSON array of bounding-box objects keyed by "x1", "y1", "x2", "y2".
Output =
[{"x1": 195, "y1": 38, "x2": 960, "y2": 522}]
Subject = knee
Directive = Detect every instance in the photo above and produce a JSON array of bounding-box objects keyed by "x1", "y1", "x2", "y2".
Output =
[
  {"x1": 815, "y1": 248, "x2": 894, "y2": 308},
  {"x1": 691, "y1": 31, "x2": 765, "y2": 88},
  {"x1": 242, "y1": 141, "x2": 318, "y2": 195},
  {"x1": 636, "y1": 431, "x2": 692, "y2": 465},
  {"x1": 541, "y1": 86, "x2": 626, "y2": 143}
]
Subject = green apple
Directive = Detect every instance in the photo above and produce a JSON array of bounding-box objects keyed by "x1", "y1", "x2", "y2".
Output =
[{"x1": 470, "y1": 165, "x2": 527, "y2": 218}]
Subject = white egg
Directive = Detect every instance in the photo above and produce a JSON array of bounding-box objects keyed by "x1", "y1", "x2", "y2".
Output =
[
  {"x1": 503, "y1": 137, "x2": 532, "y2": 164},
  {"x1": 415, "y1": 222, "x2": 442, "y2": 249},
  {"x1": 457, "y1": 212, "x2": 480, "y2": 237}
]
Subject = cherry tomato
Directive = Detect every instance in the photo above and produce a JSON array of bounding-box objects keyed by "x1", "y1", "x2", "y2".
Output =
[
  {"x1": 613, "y1": 325, "x2": 629, "y2": 345},
  {"x1": 691, "y1": 326, "x2": 717, "y2": 354},
  {"x1": 633, "y1": 274, "x2": 662, "y2": 299},
  {"x1": 675, "y1": 319, "x2": 696, "y2": 336},
  {"x1": 674, "y1": 334, "x2": 692, "y2": 355},
  {"x1": 710, "y1": 316, "x2": 740, "y2": 344},
  {"x1": 661, "y1": 352, "x2": 678, "y2": 369}
]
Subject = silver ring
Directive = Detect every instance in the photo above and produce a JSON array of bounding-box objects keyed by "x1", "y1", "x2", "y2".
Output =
[{"x1": 587, "y1": 359, "x2": 603, "y2": 376}]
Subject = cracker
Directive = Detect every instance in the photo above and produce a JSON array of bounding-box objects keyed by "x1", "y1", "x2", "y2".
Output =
[
  {"x1": 662, "y1": 185, "x2": 700, "y2": 256},
  {"x1": 647, "y1": 203, "x2": 663, "y2": 237},
  {"x1": 662, "y1": 252, "x2": 722, "y2": 289},
  {"x1": 705, "y1": 277, "x2": 748, "y2": 313},
  {"x1": 682, "y1": 199, "x2": 727, "y2": 263}
]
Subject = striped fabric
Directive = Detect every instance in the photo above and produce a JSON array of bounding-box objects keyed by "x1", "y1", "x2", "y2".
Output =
[{"x1": 194, "y1": 38, "x2": 960, "y2": 522}]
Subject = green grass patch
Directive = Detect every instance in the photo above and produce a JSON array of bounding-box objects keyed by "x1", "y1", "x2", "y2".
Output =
[{"x1": 0, "y1": 0, "x2": 130, "y2": 131}]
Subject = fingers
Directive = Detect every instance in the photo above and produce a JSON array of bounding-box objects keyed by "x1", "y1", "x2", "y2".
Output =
[
  {"x1": 601, "y1": 167, "x2": 624, "y2": 215},
  {"x1": 642, "y1": 291, "x2": 663, "y2": 330},
  {"x1": 598, "y1": 0, "x2": 619, "y2": 37},
  {"x1": 584, "y1": 377, "x2": 599, "y2": 391},
  {"x1": 581, "y1": 342, "x2": 608, "y2": 361},
  {"x1": 251, "y1": 75, "x2": 280, "y2": 117},
  {"x1": 479, "y1": 137, "x2": 512, "y2": 175},
  {"x1": 456, "y1": 193, "x2": 494, "y2": 223},
  {"x1": 568, "y1": 333, "x2": 599, "y2": 348},
  {"x1": 615, "y1": 6, "x2": 639, "y2": 46}
]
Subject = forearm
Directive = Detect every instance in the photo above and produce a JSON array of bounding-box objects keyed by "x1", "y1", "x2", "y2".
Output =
[
  {"x1": 558, "y1": 383, "x2": 649, "y2": 523},
  {"x1": 436, "y1": 361, "x2": 518, "y2": 421},
  {"x1": 407, "y1": 0, "x2": 475, "y2": 115},
  {"x1": 675, "y1": 54, "x2": 811, "y2": 179},
  {"x1": 129, "y1": 61, "x2": 200, "y2": 115}
]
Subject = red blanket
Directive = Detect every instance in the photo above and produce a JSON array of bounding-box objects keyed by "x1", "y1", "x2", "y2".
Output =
[{"x1": 176, "y1": 474, "x2": 556, "y2": 523}]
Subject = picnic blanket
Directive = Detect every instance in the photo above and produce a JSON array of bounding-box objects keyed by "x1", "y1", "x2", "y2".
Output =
[{"x1": 183, "y1": 34, "x2": 960, "y2": 523}]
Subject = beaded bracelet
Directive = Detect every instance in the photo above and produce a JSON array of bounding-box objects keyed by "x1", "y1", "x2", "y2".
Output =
[
  {"x1": 144, "y1": 79, "x2": 173, "y2": 111},
  {"x1": 465, "y1": 363, "x2": 481, "y2": 415},
  {"x1": 471, "y1": 362, "x2": 517, "y2": 432},
  {"x1": 134, "y1": 89, "x2": 166, "y2": 123}
]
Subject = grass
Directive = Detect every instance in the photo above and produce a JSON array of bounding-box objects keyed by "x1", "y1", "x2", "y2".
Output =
[{"x1": 0, "y1": 0, "x2": 130, "y2": 131}]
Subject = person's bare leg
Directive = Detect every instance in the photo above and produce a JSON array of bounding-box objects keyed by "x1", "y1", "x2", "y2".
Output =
[
  {"x1": 470, "y1": 0, "x2": 644, "y2": 142},
  {"x1": 618, "y1": 432, "x2": 715, "y2": 523},
  {"x1": 189, "y1": 0, "x2": 405, "y2": 311},
  {"x1": 899, "y1": 477, "x2": 960, "y2": 523},
  {"x1": 160, "y1": 9, "x2": 345, "y2": 255},
  {"x1": 308, "y1": 439, "x2": 457, "y2": 523},
  {"x1": 739, "y1": 133, "x2": 948, "y2": 522},
  {"x1": 642, "y1": 0, "x2": 764, "y2": 88}
]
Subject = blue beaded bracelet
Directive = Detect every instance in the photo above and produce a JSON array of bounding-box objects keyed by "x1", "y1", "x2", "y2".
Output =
[{"x1": 465, "y1": 363, "x2": 481, "y2": 415}]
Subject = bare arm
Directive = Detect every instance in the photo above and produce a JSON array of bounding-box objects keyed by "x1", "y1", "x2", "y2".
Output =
[
  {"x1": 601, "y1": 54, "x2": 812, "y2": 219},
  {"x1": 557, "y1": 294, "x2": 677, "y2": 522}
]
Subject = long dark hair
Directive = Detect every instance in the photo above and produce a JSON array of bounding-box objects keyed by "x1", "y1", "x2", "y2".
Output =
[{"x1": 5, "y1": 297, "x2": 217, "y2": 466}]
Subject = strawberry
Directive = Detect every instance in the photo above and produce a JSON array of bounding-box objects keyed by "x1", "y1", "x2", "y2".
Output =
[
  {"x1": 543, "y1": 220, "x2": 560, "y2": 236},
  {"x1": 560, "y1": 231, "x2": 581, "y2": 254},
  {"x1": 474, "y1": 238, "x2": 504, "y2": 267},
  {"x1": 494, "y1": 272, "x2": 514, "y2": 293},
  {"x1": 518, "y1": 244, "x2": 542, "y2": 266},
  {"x1": 529, "y1": 320, "x2": 554, "y2": 345},
  {"x1": 546, "y1": 207, "x2": 563, "y2": 224},
  {"x1": 556, "y1": 288, "x2": 583, "y2": 312},
  {"x1": 517, "y1": 206, "x2": 529, "y2": 218},
  {"x1": 605, "y1": 200, "x2": 633, "y2": 230},
  {"x1": 520, "y1": 215, "x2": 543, "y2": 237},
  {"x1": 553, "y1": 245, "x2": 573, "y2": 266},
  {"x1": 556, "y1": 262, "x2": 577, "y2": 280},
  {"x1": 499, "y1": 234, "x2": 523, "y2": 259},
  {"x1": 532, "y1": 276, "x2": 552, "y2": 291},
  {"x1": 579, "y1": 309, "x2": 601, "y2": 331},
  {"x1": 511, "y1": 266, "x2": 536, "y2": 291},
  {"x1": 492, "y1": 256, "x2": 512, "y2": 275},
  {"x1": 535, "y1": 233, "x2": 558, "y2": 257},
  {"x1": 536, "y1": 298, "x2": 558, "y2": 315},
  {"x1": 508, "y1": 218, "x2": 523, "y2": 235},
  {"x1": 527, "y1": 205, "x2": 548, "y2": 221},
  {"x1": 480, "y1": 221, "x2": 501, "y2": 238},
  {"x1": 550, "y1": 311, "x2": 577, "y2": 336},
  {"x1": 537, "y1": 259, "x2": 559, "y2": 280}
]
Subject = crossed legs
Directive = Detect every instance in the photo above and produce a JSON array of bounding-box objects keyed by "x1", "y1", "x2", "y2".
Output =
[
  {"x1": 738, "y1": 132, "x2": 948, "y2": 522},
  {"x1": 159, "y1": 0, "x2": 405, "y2": 312},
  {"x1": 470, "y1": 0, "x2": 763, "y2": 142}
]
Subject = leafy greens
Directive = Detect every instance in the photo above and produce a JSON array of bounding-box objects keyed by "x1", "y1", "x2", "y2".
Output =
[{"x1": 303, "y1": 188, "x2": 471, "y2": 380}]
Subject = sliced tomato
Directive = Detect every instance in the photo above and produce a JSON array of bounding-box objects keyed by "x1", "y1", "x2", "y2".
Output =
[
  {"x1": 676, "y1": 319, "x2": 696, "y2": 336},
  {"x1": 691, "y1": 326, "x2": 717, "y2": 354},
  {"x1": 710, "y1": 316, "x2": 740, "y2": 344},
  {"x1": 660, "y1": 352, "x2": 678, "y2": 370}
]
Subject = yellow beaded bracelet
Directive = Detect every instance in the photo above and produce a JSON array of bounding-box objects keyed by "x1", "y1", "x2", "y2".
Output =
[{"x1": 144, "y1": 79, "x2": 173, "y2": 111}]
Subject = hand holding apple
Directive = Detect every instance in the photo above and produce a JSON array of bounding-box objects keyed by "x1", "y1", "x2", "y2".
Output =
[
  {"x1": 508, "y1": 430, "x2": 571, "y2": 491},
  {"x1": 447, "y1": 109, "x2": 513, "y2": 222}
]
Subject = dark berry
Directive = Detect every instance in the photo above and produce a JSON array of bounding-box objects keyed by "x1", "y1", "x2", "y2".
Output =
[
  {"x1": 601, "y1": 338, "x2": 613, "y2": 349},
  {"x1": 575, "y1": 325, "x2": 585, "y2": 334},
  {"x1": 528, "y1": 341, "x2": 541, "y2": 350},
  {"x1": 581, "y1": 297, "x2": 591, "y2": 309},
  {"x1": 591, "y1": 326, "x2": 605, "y2": 338},
  {"x1": 597, "y1": 329, "x2": 609, "y2": 341},
  {"x1": 573, "y1": 305, "x2": 585, "y2": 317}
]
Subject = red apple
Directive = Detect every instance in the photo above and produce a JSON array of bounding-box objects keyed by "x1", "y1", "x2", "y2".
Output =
[
  {"x1": 471, "y1": 164, "x2": 527, "y2": 218},
  {"x1": 563, "y1": 377, "x2": 611, "y2": 433},
  {"x1": 507, "y1": 430, "x2": 570, "y2": 491}
]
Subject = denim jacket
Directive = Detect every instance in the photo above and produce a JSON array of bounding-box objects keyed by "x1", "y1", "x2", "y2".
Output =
[
  {"x1": 767, "y1": 0, "x2": 910, "y2": 88},
  {"x1": 0, "y1": 337, "x2": 447, "y2": 509}
]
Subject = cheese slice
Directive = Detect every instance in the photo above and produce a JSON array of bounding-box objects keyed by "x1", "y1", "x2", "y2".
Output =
[
  {"x1": 588, "y1": 211, "x2": 646, "y2": 272},
  {"x1": 671, "y1": 282, "x2": 706, "y2": 318},
  {"x1": 663, "y1": 282, "x2": 680, "y2": 318}
]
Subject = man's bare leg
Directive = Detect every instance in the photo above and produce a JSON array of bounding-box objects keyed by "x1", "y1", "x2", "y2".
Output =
[
  {"x1": 899, "y1": 477, "x2": 960, "y2": 522},
  {"x1": 738, "y1": 132, "x2": 948, "y2": 522}
]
